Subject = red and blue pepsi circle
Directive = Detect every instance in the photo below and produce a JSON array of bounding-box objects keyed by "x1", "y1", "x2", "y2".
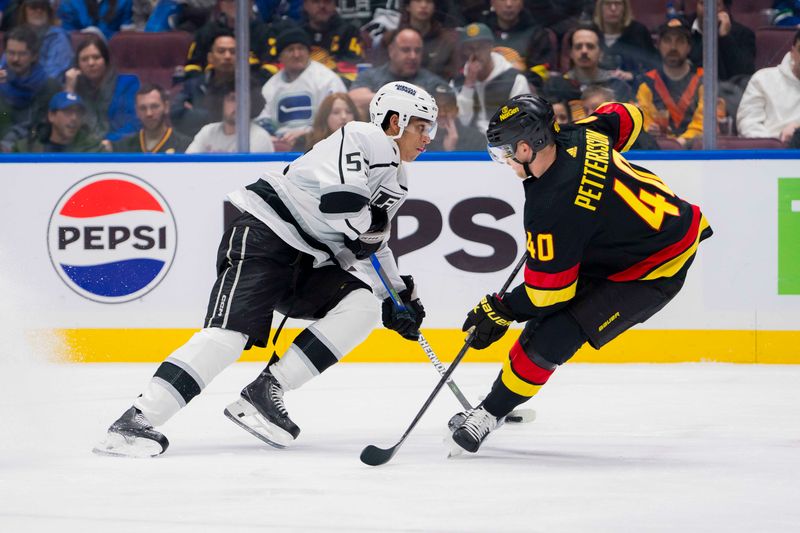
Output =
[{"x1": 47, "y1": 173, "x2": 177, "y2": 303}]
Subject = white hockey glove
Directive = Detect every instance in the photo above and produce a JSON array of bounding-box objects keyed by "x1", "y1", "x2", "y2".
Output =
[{"x1": 344, "y1": 205, "x2": 390, "y2": 260}]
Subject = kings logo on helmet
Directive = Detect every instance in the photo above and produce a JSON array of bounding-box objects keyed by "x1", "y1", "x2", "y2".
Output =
[{"x1": 47, "y1": 173, "x2": 177, "y2": 303}]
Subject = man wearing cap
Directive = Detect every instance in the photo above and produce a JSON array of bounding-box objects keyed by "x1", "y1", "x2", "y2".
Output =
[
  {"x1": 256, "y1": 26, "x2": 346, "y2": 151},
  {"x1": 12, "y1": 91, "x2": 104, "y2": 152},
  {"x1": 0, "y1": 25, "x2": 61, "y2": 152},
  {"x1": 427, "y1": 83, "x2": 486, "y2": 152},
  {"x1": 635, "y1": 18, "x2": 704, "y2": 148},
  {"x1": 349, "y1": 27, "x2": 445, "y2": 116},
  {"x1": 452, "y1": 22, "x2": 529, "y2": 133}
]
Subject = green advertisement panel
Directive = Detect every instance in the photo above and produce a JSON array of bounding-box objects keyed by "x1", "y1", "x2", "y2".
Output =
[{"x1": 778, "y1": 178, "x2": 800, "y2": 294}]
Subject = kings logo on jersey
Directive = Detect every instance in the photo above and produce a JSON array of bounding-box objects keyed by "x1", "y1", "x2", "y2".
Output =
[{"x1": 47, "y1": 173, "x2": 177, "y2": 303}]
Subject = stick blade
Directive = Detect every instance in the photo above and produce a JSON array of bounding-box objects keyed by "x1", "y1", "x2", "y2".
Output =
[{"x1": 360, "y1": 444, "x2": 397, "y2": 466}]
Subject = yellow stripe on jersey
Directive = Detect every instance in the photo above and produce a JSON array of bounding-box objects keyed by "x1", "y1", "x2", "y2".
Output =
[
  {"x1": 501, "y1": 357, "x2": 546, "y2": 396},
  {"x1": 525, "y1": 280, "x2": 577, "y2": 307},
  {"x1": 612, "y1": 151, "x2": 675, "y2": 196},
  {"x1": 642, "y1": 215, "x2": 710, "y2": 280},
  {"x1": 619, "y1": 102, "x2": 644, "y2": 152}
]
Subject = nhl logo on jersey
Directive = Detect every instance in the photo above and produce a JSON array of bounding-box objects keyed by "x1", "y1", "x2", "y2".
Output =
[{"x1": 47, "y1": 173, "x2": 177, "y2": 303}]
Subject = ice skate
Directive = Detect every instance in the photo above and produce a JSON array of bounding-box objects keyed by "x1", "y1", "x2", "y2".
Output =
[
  {"x1": 450, "y1": 406, "x2": 500, "y2": 454},
  {"x1": 224, "y1": 367, "x2": 300, "y2": 449},
  {"x1": 92, "y1": 407, "x2": 169, "y2": 458}
]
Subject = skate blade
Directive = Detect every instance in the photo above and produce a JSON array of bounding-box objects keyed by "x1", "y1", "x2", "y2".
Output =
[
  {"x1": 92, "y1": 432, "x2": 165, "y2": 458},
  {"x1": 224, "y1": 399, "x2": 294, "y2": 449},
  {"x1": 444, "y1": 433, "x2": 466, "y2": 459}
]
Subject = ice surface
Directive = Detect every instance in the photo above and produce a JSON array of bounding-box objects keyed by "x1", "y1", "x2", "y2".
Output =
[{"x1": 1, "y1": 361, "x2": 799, "y2": 532}]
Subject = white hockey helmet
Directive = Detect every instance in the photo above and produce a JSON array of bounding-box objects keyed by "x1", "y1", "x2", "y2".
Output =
[{"x1": 369, "y1": 82, "x2": 439, "y2": 139}]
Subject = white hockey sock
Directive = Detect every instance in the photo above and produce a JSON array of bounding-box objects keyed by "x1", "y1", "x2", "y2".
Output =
[
  {"x1": 271, "y1": 289, "x2": 379, "y2": 391},
  {"x1": 134, "y1": 328, "x2": 248, "y2": 426}
]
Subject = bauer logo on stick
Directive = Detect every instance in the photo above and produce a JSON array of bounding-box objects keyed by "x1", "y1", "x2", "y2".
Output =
[{"x1": 47, "y1": 173, "x2": 177, "y2": 303}]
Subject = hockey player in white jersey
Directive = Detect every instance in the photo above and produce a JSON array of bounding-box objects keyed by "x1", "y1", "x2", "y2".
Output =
[{"x1": 93, "y1": 82, "x2": 438, "y2": 457}]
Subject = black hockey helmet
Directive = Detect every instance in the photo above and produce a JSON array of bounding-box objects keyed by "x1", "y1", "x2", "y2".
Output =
[{"x1": 486, "y1": 94, "x2": 556, "y2": 164}]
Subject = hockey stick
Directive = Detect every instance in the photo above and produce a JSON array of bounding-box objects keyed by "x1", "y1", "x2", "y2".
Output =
[
  {"x1": 369, "y1": 254, "x2": 472, "y2": 410},
  {"x1": 360, "y1": 252, "x2": 528, "y2": 466}
]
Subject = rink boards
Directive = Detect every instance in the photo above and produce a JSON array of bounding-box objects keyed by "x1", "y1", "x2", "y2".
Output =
[{"x1": 1, "y1": 151, "x2": 799, "y2": 363}]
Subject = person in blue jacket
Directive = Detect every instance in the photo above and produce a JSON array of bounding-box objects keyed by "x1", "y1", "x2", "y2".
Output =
[
  {"x1": 5, "y1": 0, "x2": 73, "y2": 80},
  {"x1": 58, "y1": 0, "x2": 133, "y2": 40},
  {"x1": 64, "y1": 33, "x2": 139, "y2": 145}
]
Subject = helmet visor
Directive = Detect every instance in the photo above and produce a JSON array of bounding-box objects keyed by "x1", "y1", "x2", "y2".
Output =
[
  {"x1": 487, "y1": 143, "x2": 515, "y2": 164},
  {"x1": 406, "y1": 118, "x2": 438, "y2": 140}
]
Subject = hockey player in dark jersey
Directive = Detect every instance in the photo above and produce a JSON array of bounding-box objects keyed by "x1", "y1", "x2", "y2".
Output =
[
  {"x1": 448, "y1": 94, "x2": 712, "y2": 454},
  {"x1": 93, "y1": 82, "x2": 438, "y2": 457}
]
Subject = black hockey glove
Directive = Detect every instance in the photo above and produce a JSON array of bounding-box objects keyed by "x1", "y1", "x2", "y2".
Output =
[
  {"x1": 382, "y1": 275, "x2": 426, "y2": 341},
  {"x1": 344, "y1": 205, "x2": 389, "y2": 260},
  {"x1": 462, "y1": 294, "x2": 515, "y2": 350}
]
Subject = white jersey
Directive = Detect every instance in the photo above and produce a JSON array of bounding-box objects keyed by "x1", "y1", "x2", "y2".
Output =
[
  {"x1": 185, "y1": 122, "x2": 275, "y2": 153},
  {"x1": 258, "y1": 61, "x2": 347, "y2": 137},
  {"x1": 227, "y1": 121, "x2": 407, "y2": 297}
]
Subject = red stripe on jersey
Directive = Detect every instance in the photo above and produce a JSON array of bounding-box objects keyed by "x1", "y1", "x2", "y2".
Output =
[
  {"x1": 608, "y1": 204, "x2": 701, "y2": 282},
  {"x1": 524, "y1": 263, "x2": 580, "y2": 289},
  {"x1": 595, "y1": 103, "x2": 632, "y2": 152},
  {"x1": 509, "y1": 341, "x2": 555, "y2": 385}
]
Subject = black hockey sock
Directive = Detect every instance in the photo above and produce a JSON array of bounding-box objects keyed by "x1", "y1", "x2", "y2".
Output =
[{"x1": 481, "y1": 371, "x2": 532, "y2": 418}]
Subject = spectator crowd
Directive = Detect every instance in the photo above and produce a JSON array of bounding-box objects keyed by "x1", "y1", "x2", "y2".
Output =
[{"x1": 1, "y1": 0, "x2": 800, "y2": 154}]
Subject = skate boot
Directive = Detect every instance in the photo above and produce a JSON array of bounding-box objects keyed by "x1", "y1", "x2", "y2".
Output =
[
  {"x1": 450, "y1": 406, "x2": 500, "y2": 454},
  {"x1": 447, "y1": 411, "x2": 468, "y2": 432},
  {"x1": 224, "y1": 367, "x2": 300, "y2": 449},
  {"x1": 92, "y1": 407, "x2": 169, "y2": 458}
]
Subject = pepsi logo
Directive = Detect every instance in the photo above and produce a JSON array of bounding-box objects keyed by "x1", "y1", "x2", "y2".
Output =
[{"x1": 47, "y1": 173, "x2": 177, "y2": 303}]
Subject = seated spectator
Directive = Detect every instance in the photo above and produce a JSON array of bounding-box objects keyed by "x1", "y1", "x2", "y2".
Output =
[
  {"x1": 13, "y1": 91, "x2": 104, "y2": 151},
  {"x1": 349, "y1": 27, "x2": 445, "y2": 115},
  {"x1": 593, "y1": 0, "x2": 659, "y2": 78},
  {"x1": 690, "y1": 0, "x2": 755, "y2": 81},
  {"x1": 172, "y1": 31, "x2": 265, "y2": 137},
  {"x1": 0, "y1": 26, "x2": 61, "y2": 152},
  {"x1": 183, "y1": 0, "x2": 272, "y2": 82},
  {"x1": 10, "y1": 0, "x2": 73, "y2": 80},
  {"x1": 254, "y1": 0, "x2": 303, "y2": 23},
  {"x1": 113, "y1": 83, "x2": 191, "y2": 152},
  {"x1": 186, "y1": 87, "x2": 275, "y2": 152},
  {"x1": 552, "y1": 99, "x2": 572, "y2": 125},
  {"x1": 58, "y1": 0, "x2": 134, "y2": 40},
  {"x1": 484, "y1": 0, "x2": 553, "y2": 79},
  {"x1": 369, "y1": 0, "x2": 459, "y2": 81},
  {"x1": 545, "y1": 23, "x2": 633, "y2": 105},
  {"x1": 257, "y1": 27, "x2": 346, "y2": 151},
  {"x1": 737, "y1": 30, "x2": 800, "y2": 142},
  {"x1": 171, "y1": 0, "x2": 216, "y2": 32},
  {"x1": 582, "y1": 83, "x2": 660, "y2": 149},
  {"x1": 452, "y1": 23, "x2": 530, "y2": 132},
  {"x1": 0, "y1": 0, "x2": 14, "y2": 31},
  {"x1": 64, "y1": 34, "x2": 140, "y2": 145},
  {"x1": 302, "y1": 91, "x2": 358, "y2": 150},
  {"x1": 301, "y1": 0, "x2": 363, "y2": 69},
  {"x1": 636, "y1": 19, "x2": 704, "y2": 148},
  {"x1": 427, "y1": 83, "x2": 486, "y2": 151}
]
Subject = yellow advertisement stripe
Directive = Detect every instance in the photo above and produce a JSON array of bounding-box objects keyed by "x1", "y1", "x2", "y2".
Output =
[
  {"x1": 643, "y1": 215, "x2": 710, "y2": 280},
  {"x1": 48, "y1": 328, "x2": 800, "y2": 364},
  {"x1": 501, "y1": 357, "x2": 544, "y2": 396},
  {"x1": 525, "y1": 280, "x2": 577, "y2": 307}
]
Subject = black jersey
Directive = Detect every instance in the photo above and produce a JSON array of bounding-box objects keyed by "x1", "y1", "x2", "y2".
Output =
[{"x1": 503, "y1": 102, "x2": 713, "y2": 320}]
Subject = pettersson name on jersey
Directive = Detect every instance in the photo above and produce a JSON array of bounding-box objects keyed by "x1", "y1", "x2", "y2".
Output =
[{"x1": 47, "y1": 173, "x2": 177, "y2": 303}]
